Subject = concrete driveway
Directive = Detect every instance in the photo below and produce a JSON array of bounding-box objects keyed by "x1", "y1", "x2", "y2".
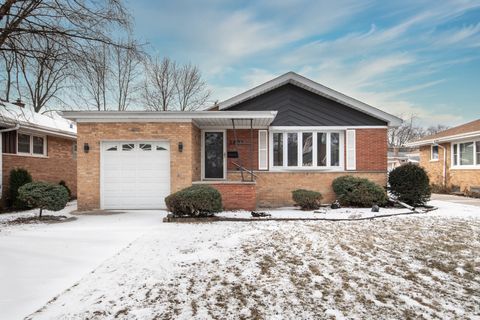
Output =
[
  {"x1": 431, "y1": 193, "x2": 480, "y2": 207},
  {"x1": 0, "y1": 206, "x2": 164, "y2": 320}
]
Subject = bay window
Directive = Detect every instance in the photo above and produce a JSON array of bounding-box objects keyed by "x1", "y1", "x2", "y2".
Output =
[
  {"x1": 451, "y1": 140, "x2": 480, "y2": 168},
  {"x1": 17, "y1": 133, "x2": 46, "y2": 156},
  {"x1": 271, "y1": 131, "x2": 343, "y2": 169}
]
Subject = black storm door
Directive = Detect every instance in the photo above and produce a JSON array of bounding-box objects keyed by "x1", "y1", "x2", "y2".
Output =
[{"x1": 204, "y1": 131, "x2": 225, "y2": 179}]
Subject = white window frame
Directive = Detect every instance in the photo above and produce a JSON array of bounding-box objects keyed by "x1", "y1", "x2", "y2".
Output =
[
  {"x1": 451, "y1": 139, "x2": 480, "y2": 169},
  {"x1": 269, "y1": 129, "x2": 344, "y2": 171},
  {"x1": 430, "y1": 145, "x2": 439, "y2": 161},
  {"x1": 16, "y1": 132, "x2": 47, "y2": 157}
]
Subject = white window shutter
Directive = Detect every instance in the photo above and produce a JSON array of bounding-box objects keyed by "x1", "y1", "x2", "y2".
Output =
[
  {"x1": 258, "y1": 130, "x2": 268, "y2": 170},
  {"x1": 346, "y1": 129, "x2": 356, "y2": 170}
]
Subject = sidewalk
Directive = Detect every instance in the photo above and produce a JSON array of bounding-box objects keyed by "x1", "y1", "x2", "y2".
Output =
[{"x1": 431, "y1": 193, "x2": 480, "y2": 207}]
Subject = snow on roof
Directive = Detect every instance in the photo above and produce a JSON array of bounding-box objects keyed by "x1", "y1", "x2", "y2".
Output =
[{"x1": 0, "y1": 101, "x2": 76, "y2": 138}]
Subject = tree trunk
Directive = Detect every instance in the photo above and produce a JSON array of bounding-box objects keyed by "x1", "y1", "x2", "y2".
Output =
[{"x1": 39, "y1": 207, "x2": 43, "y2": 219}]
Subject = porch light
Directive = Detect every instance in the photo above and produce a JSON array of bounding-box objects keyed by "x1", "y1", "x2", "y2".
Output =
[
  {"x1": 178, "y1": 142, "x2": 183, "y2": 152},
  {"x1": 83, "y1": 143, "x2": 90, "y2": 153}
]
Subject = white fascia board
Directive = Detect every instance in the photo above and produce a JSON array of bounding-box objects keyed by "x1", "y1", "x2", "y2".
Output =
[
  {"x1": 406, "y1": 130, "x2": 480, "y2": 147},
  {"x1": 7, "y1": 122, "x2": 76, "y2": 139},
  {"x1": 62, "y1": 110, "x2": 277, "y2": 122},
  {"x1": 218, "y1": 72, "x2": 402, "y2": 127}
]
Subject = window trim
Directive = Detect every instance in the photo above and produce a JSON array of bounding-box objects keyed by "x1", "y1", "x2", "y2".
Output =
[
  {"x1": 451, "y1": 139, "x2": 480, "y2": 169},
  {"x1": 269, "y1": 130, "x2": 344, "y2": 171},
  {"x1": 258, "y1": 130, "x2": 268, "y2": 170},
  {"x1": 16, "y1": 132, "x2": 47, "y2": 157},
  {"x1": 430, "y1": 145, "x2": 439, "y2": 161}
]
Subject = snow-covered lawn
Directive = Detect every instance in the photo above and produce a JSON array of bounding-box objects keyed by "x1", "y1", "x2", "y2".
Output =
[{"x1": 1, "y1": 200, "x2": 479, "y2": 319}]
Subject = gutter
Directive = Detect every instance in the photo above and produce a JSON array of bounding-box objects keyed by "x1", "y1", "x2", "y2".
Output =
[{"x1": 0, "y1": 124, "x2": 20, "y2": 199}]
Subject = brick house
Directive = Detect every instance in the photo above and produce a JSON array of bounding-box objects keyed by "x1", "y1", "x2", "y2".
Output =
[
  {"x1": 406, "y1": 119, "x2": 480, "y2": 192},
  {"x1": 1, "y1": 101, "x2": 77, "y2": 207},
  {"x1": 63, "y1": 72, "x2": 402, "y2": 211}
]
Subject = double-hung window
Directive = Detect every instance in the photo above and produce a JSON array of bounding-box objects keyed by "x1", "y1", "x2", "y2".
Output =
[
  {"x1": 451, "y1": 140, "x2": 480, "y2": 168},
  {"x1": 271, "y1": 131, "x2": 343, "y2": 169},
  {"x1": 17, "y1": 133, "x2": 47, "y2": 156}
]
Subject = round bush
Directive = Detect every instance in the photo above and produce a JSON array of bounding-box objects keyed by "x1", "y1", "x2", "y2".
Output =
[
  {"x1": 18, "y1": 181, "x2": 69, "y2": 218},
  {"x1": 332, "y1": 175, "x2": 387, "y2": 207},
  {"x1": 292, "y1": 189, "x2": 323, "y2": 210},
  {"x1": 9, "y1": 168, "x2": 32, "y2": 209},
  {"x1": 389, "y1": 163, "x2": 431, "y2": 206},
  {"x1": 165, "y1": 185, "x2": 222, "y2": 217}
]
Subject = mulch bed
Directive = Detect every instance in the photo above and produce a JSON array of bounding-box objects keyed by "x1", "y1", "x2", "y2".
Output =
[{"x1": 4, "y1": 215, "x2": 77, "y2": 225}]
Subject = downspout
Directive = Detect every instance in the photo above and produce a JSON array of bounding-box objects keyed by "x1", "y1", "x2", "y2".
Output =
[
  {"x1": 0, "y1": 124, "x2": 20, "y2": 199},
  {"x1": 434, "y1": 141, "x2": 447, "y2": 187}
]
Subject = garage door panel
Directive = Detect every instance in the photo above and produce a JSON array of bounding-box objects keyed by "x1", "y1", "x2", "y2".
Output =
[{"x1": 101, "y1": 141, "x2": 170, "y2": 209}]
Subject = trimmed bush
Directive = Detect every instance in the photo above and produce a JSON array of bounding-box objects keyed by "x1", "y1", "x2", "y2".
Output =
[
  {"x1": 9, "y1": 168, "x2": 32, "y2": 209},
  {"x1": 389, "y1": 163, "x2": 431, "y2": 206},
  {"x1": 165, "y1": 185, "x2": 222, "y2": 217},
  {"x1": 59, "y1": 180, "x2": 72, "y2": 199},
  {"x1": 292, "y1": 189, "x2": 323, "y2": 210},
  {"x1": 332, "y1": 175, "x2": 388, "y2": 207},
  {"x1": 18, "y1": 182, "x2": 69, "y2": 218}
]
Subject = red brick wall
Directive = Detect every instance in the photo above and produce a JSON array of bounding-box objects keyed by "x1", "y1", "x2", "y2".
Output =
[
  {"x1": 355, "y1": 128, "x2": 388, "y2": 171},
  {"x1": 2, "y1": 135, "x2": 77, "y2": 205},
  {"x1": 226, "y1": 129, "x2": 259, "y2": 171},
  {"x1": 207, "y1": 182, "x2": 256, "y2": 211}
]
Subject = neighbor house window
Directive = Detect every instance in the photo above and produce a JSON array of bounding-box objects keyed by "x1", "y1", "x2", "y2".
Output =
[
  {"x1": 17, "y1": 133, "x2": 46, "y2": 156},
  {"x1": 271, "y1": 131, "x2": 342, "y2": 169},
  {"x1": 452, "y1": 141, "x2": 480, "y2": 167},
  {"x1": 431, "y1": 145, "x2": 439, "y2": 160}
]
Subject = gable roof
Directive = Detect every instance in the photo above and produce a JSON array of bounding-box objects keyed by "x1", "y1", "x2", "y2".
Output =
[
  {"x1": 0, "y1": 101, "x2": 76, "y2": 139},
  {"x1": 406, "y1": 119, "x2": 480, "y2": 147},
  {"x1": 216, "y1": 72, "x2": 402, "y2": 127}
]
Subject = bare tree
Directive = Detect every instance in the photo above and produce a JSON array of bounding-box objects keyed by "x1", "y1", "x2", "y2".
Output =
[
  {"x1": 174, "y1": 63, "x2": 211, "y2": 111},
  {"x1": 0, "y1": 0, "x2": 131, "y2": 58},
  {"x1": 0, "y1": 47, "x2": 15, "y2": 100},
  {"x1": 74, "y1": 44, "x2": 110, "y2": 110},
  {"x1": 388, "y1": 114, "x2": 424, "y2": 148},
  {"x1": 17, "y1": 37, "x2": 71, "y2": 112},
  {"x1": 112, "y1": 41, "x2": 142, "y2": 111},
  {"x1": 425, "y1": 124, "x2": 449, "y2": 136},
  {"x1": 143, "y1": 57, "x2": 177, "y2": 111}
]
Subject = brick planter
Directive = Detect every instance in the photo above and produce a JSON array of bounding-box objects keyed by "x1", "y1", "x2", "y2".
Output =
[{"x1": 192, "y1": 181, "x2": 256, "y2": 211}]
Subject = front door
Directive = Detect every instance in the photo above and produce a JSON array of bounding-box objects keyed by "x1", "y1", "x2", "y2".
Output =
[{"x1": 204, "y1": 131, "x2": 225, "y2": 179}]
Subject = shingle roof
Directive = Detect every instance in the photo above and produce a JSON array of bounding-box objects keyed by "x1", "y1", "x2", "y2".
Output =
[
  {"x1": 407, "y1": 119, "x2": 480, "y2": 146},
  {"x1": 0, "y1": 101, "x2": 76, "y2": 138}
]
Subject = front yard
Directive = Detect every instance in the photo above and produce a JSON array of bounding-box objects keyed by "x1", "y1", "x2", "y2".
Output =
[{"x1": 1, "y1": 201, "x2": 479, "y2": 319}]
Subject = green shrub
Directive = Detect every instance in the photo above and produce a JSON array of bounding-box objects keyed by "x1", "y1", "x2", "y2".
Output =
[
  {"x1": 59, "y1": 180, "x2": 72, "y2": 199},
  {"x1": 9, "y1": 168, "x2": 32, "y2": 209},
  {"x1": 332, "y1": 175, "x2": 387, "y2": 207},
  {"x1": 292, "y1": 189, "x2": 323, "y2": 210},
  {"x1": 18, "y1": 182, "x2": 69, "y2": 218},
  {"x1": 389, "y1": 164, "x2": 430, "y2": 206},
  {"x1": 165, "y1": 185, "x2": 222, "y2": 217}
]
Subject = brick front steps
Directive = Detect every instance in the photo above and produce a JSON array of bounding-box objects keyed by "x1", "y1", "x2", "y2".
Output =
[{"x1": 192, "y1": 180, "x2": 256, "y2": 211}]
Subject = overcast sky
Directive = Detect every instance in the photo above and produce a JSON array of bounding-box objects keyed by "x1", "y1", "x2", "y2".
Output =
[{"x1": 127, "y1": 0, "x2": 480, "y2": 126}]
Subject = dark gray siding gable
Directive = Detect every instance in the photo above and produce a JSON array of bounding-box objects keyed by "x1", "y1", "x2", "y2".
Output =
[{"x1": 226, "y1": 84, "x2": 387, "y2": 126}]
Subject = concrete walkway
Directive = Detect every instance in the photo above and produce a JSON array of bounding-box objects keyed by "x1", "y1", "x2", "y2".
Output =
[{"x1": 431, "y1": 193, "x2": 480, "y2": 207}]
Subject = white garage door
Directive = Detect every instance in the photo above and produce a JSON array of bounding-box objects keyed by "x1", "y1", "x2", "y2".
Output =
[{"x1": 101, "y1": 141, "x2": 170, "y2": 209}]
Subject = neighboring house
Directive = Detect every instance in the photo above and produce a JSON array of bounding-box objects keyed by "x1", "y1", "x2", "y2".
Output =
[
  {"x1": 63, "y1": 72, "x2": 402, "y2": 211},
  {"x1": 387, "y1": 147, "x2": 419, "y2": 171},
  {"x1": 406, "y1": 119, "x2": 480, "y2": 192},
  {"x1": 0, "y1": 101, "x2": 77, "y2": 207}
]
